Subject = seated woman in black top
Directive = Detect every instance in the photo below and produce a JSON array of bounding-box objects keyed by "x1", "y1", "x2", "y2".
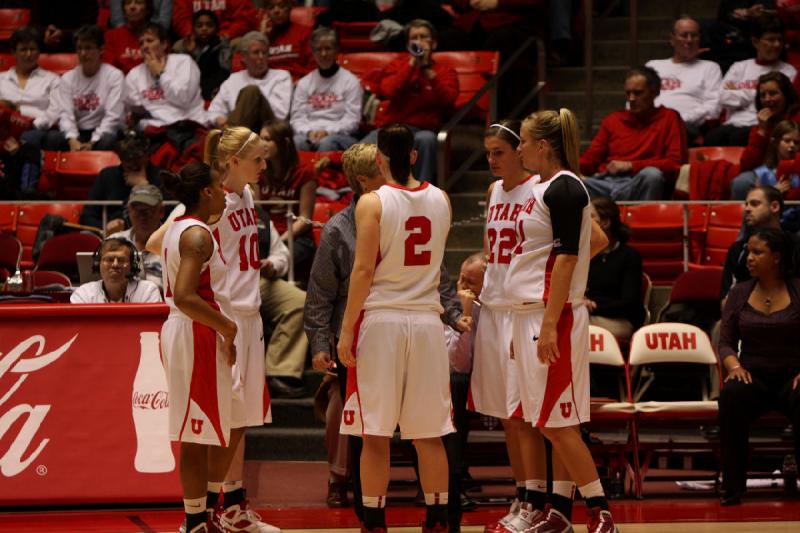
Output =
[
  {"x1": 79, "y1": 130, "x2": 161, "y2": 233},
  {"x1": 584, "y1": 196, "x2": 645, "y2": 342},
  {"x1": 718, "y1": 227, "x2": 800, "y2": 506}
]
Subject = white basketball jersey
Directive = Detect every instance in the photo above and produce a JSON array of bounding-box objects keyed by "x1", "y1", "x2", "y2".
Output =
[
  {"x1": 363, "y1": 182, "x2": 450, "y2": 313},
  {"x1": 505, "y1": 171, "x2": 592, "y2": 305},
  {"x1": 211, "y1": 186, "x2": 261, "y2": 313},
  {"x1": 162, "y1": 216, "x2": 231, "y2": 318},
  {"x1": 481, "y1": 174, "x2": 540, "y2": 308}
]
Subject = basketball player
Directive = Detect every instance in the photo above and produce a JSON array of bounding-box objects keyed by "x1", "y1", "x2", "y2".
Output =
[
  {"x1": 337, "y1": 124, "x2": 453, "y2": 533},
  {"x1": 507, "y1": 109, "x2": 619, "y2": 533},
  {"x1": 160, "y1": 163, "x2": 238, "y2": 533},
  {"x1": 474, "y1": 120, "x2": 576, "y2": 533}
]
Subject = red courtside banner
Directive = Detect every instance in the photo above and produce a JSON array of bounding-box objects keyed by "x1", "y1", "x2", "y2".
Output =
[{"x1": 0, "y1": 304, "x2": 183, "y2": 505}]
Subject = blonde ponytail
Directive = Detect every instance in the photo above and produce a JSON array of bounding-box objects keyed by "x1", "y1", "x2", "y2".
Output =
[
  {"x1": 203, "y1": 127, "x2": 258, "y2": 171},
  {"x1": 558, "y1": 108, "x2": 581, "y2": 176}
]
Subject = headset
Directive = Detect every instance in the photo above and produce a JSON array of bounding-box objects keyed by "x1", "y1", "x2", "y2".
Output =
[{"x1": 92, "y1": 237, "x2": 141, "y2": 280}]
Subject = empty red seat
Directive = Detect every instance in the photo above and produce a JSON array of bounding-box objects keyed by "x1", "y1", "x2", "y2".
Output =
[
  {"x1": 333, "y1": 21, "x2": 382, "y2": 52},
  {"x1": 695, "y1": 203, "x2": 743, "y2": 268},
  {"x1": 289, "y1": 6, "x2": 323, "y2": 27},
  {"x1": 35, "y1": 232, "x2": 101, "y2": 282},
  {"x1": 16, "y1": 203, "x2": 83, "y2": 267},
  {"x1": 0, "y1": 203, "x2": 17, "y2": 232},
  {"x1": 0, "y1": 9, "x2": 29, "y2": 41},
  {"x1": 38, "y1": 54, "x2": 79, "y2": 75},
  {"x1": 53, "y1": 151, "x2": 121, "y2": 200},
  {"x1": 0, "y1": 233, "x2": 22, "y2": 279},
  {"x1": 435, "y1": 51, "x2": 499, "y2": 123}
]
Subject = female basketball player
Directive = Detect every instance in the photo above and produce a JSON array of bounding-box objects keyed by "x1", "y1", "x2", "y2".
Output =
[
  {"x1": 336, "y1": 124, "x2": 453, "y2": 533},
  {"x1": 507, "y1": 109, "x2": 620, "y2": 533},
  {"x1": 160, "y1": 162, "x2": 237, "y2": 533},
  {"x1": 475, "y1": 121, "x2": 577, "y2": 533}
]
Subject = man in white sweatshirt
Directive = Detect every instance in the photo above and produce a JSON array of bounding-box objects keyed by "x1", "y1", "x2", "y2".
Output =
[
  {"x1": 706, "y1": 14, "x2": 797, "y2": 146},
  {"x1": 290, "y1": 27, "x2": 362, "y2": 152},
  {"x1": 54, "y1": 24, "x2": 124, "y2": 151},
  {"x1": 124, "y1": 22, "x2": 208, "y2": 129},
  {"x1": 207, "y1": 31, "x2": 292, "y2": 127},
  {"x1": 646, "y1": 16, "x2": 722, "y2": 141}
]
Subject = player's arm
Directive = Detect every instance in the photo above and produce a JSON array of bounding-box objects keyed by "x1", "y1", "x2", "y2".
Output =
[
  {"x1": 145, "y1": 203, "x2": 186, "y2": 255},
  {"x1": 336, "y1": 193, "x2": 382, "y2": 367},
  {"x1": 173, "y1": 226, "x2": 238, "y2": 363},
  {"x1": 589, "y1": 218, "x2": 609, "y2": 258},
  {"x1": 538, "y1": 176, "x2": 588, "y2": 364},
  {"x1": 483, "y1": 181, "x2": 496, "y2": 257}
]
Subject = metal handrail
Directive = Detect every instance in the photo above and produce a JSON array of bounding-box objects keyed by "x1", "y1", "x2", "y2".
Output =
[{"x1": 436, "y1": 36, "x2": 546, "y2": 191}]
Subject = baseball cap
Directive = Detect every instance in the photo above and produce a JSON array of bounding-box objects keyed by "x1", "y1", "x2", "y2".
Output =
[{"x1": 128, "y1": 184, "x2": 163, "y2": 206}]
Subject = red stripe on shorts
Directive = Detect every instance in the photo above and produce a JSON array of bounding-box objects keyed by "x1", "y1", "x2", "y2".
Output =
[
  {"x1": 351, "y1": 310, "x2": 366, "y2": 436},
  {"x1": 188, "y1": 322, "x2": 227, "y2": 445},
  {"x1": 263, "y1": 381, "x2": 271, "y2": 422},
  {"x1": 535, "y1": 305, "x2": 574, "y2": 427},
  {"x1": 511, "y1": 402, "x2": 524, "y2": 419}
]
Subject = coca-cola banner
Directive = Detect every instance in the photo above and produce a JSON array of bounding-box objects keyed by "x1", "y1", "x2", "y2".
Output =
[{"x1": 0, "y1": 304, "x2": 182, "y2": 505}]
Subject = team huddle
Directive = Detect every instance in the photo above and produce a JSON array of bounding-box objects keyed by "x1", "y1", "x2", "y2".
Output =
[{"x1": 156, "y1": 110, "x2": 620, "y2": 533}]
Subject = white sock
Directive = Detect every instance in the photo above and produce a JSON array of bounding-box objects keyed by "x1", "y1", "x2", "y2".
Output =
[
  {"x1": 223, "y1": 480, "x2": 243, "y2": 491},
  {"x1": 207, "y1": 482, "x2": 223, "y2": 494},
  {"x1": 183, "y1": 497, "x2": 206, "y2": 515},
  {"x1": 424, "y1": 492, "x2": 448, "y2": 505},
  {"x1": 362, "y1": 495, "x2": 386, "y2": 508},
  {"x1": 552, "y1": 480, "x2": 576, "y2": 499},
  {"x1": 578, "y1": 479, "x2": 605, "y2": 499},
  {"x1": 525, "y1": 479, "x2": 547, "y2": 493}
]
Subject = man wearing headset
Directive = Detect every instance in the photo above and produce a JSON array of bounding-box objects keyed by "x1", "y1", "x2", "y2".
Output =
[{"x1": 70, "y1": 237, "x2": 162, "y2": 303}]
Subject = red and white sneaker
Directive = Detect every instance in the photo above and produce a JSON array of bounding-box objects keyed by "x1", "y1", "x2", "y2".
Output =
[
  {"x1": 499, "y1": 502, "x2": 546, "y2": 533},
  {"x1": 586, "y1": 508, "x2": 619, "y2": 533},
  {"x1": 219, "y1": 500, "x2": 281, "y2": 533},
  {"x1": 530, "y1": 508, "x2": 573, "y2": 533},
  {"x1": 485, "y1": 498, "x2": 521, "y2": 533}
]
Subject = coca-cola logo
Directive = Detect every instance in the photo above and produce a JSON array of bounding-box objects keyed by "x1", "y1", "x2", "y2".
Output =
[
  {"x1": 0, "y1": 335, "x2": 76, "y2": 477},
  {"x1": 132, "y1": 390, "x2": 169, "y2": 410}
]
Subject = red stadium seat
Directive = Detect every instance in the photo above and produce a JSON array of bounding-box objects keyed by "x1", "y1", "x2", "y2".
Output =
[
  {"x1": 35, "y1": 232, "x2": 101, "y2": 282},
  {"x1": 693, "y1": 203, "x2": 743, "y2": 268},
  {"x1": 16, "y1": 203, "x2": 83, "y2": 268},
  {"x1": 311, "y1": 200, "x2": 349, "y2": 246},
  {"x1": 0, "y1": 203, "x2": 17, "y2": 232},
  {"x1": 38, "y1": 54, "x2": 79, "y2": 75},
  {"x1": 0, "y1": 233, "x2": 22, "y2": 279},
  {"x1": 333, "y1": 21, "x2": 381, "y2": 52},
  {"x1": 688, "y1": 146, "x2": 745, "y2": 165},
  {"x1": 0, "y1": 9, "x2": 29, "y2": 42},
  {"x1": 0, "y1": 53, "x2": 12, "y2": 70},
  {"x1": 32, "y1": 269, "x2": 72, "y2": 288},
  {"x1": 435, "y1": 51, "x2": 500, "y2": 123},
  {"x1": 289, "y1": 6, "x2": 323, "y2": 27},
  {"x1": 97, "y1": 7, "x2": 111, "y2": 30},
  {"x1": 53, "y1": 151, "x2": 121, "y2": 200}
]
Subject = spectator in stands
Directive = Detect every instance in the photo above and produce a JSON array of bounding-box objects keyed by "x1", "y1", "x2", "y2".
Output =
[
  {"x1": 103, "y1": 0, "x2": 151, "y2": 74},
  {"x1": 53, "y1": 25, "x2": 124, "y2": 152},
  {"x1": 717, "y1": 226, "x2": 800, "y2": 506},
  {"x1": 80, "y1": 130, "x2": 161, "y2": 233},
  {"x1": 584, "y1": 196, "x2": 645, "y2": 342},
  {"x1": 125, "y1": 22, "x2": 208, "y2": 129},
  {"x1": 172, "y1": 0, "x2": 257, "y2": 41},
  {"x1": 580, "y1": 65, "x2": 687, "y2": 201},
  {"x1": 702, "y1": 1, "x2": 772, "y2": 74},
  {"x1": 208, "y1": 31, "x2": 292, "y2": 128},
  {"x1": 30, "y1": 0, "x2": 98, "y2": 53},
  {"x1": 437, "y1": 0, "x2": 537, "y2": 117},
  {"x1": 646, "y1": 16, "x2": 723, "y2": 142},
  {"x1": 260, "y1": 0, "x2": 314, "y2": 79},
  {"x1": 731, "y1": 72, "x2": 800, "y2": 198},
  {"x1": 705, "y1": 14, "x2": 797, "y2": 147},
  {"x1": 70, "y1": 237, "x2": 162, "y2": 303},
  {"x1": 109, "y1": 184, "x2": 164, "y2": 289},
  {"x1": 721, "y1": 185, "x2": 785, "y2": 300},
  {"x1": 258, "y1": 120, "x2": 317, "y2": 274},
  {"x1": 173, "y1": 10, "x2": 232, "y2": 101},
  {"x1": 109, "y1": 0, "x2": 172, "y2": 29},
  {"x1": 290, "y1": 27, "x2": 362, "y2": 152},
  {"x1": 359, "y1": 20, "x2": 459, "y2": 183},
  {"x1": 0, "y1": 27, "x2": 61, "y2": 150},
  {"x1": 256, "y1": 207, "x2": 309, "y2": 399}
]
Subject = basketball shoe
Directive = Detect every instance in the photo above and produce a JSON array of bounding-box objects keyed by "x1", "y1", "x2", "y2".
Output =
[
  {"x1": 219, "y1": 500, "x2": 281, "y2": 532},
  {"x1": 497, "y1": 502, "x2": 546, "y2": 533},
  {"x1": 530, "y1": 507, "x2": 573, "y2": 533},
  {"x1": 485, "y1": 498, "x2": 521, "y2": 533},
  {"x1": 586, "y1": 508, "x2": 619, "y2": 533}
]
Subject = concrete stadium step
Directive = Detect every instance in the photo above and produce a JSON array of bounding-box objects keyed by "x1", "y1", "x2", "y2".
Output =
[
  {"x1": 548, "y1": 65, "x2": 629, "y2": 92},
  {"x1": 449, "y1": 169, "x2": 491, "y2": 194},
  {"x1": 269, "y1": 397, "x2": 322, "y2": 428},
  {"x1": 594, "y1": 16, "x2": 674, "y2": 40},
  {"x1": 547, "y1": 90, "x2": 623, "y2": 118},
  {"x1": 450, "y1": 192, "x2": 484, "y2": 221},
  {"x1": 592, "y1": 39, "x2": 671, "y2": 66},
  {"x1": 448, "y1": 222, "x2": 484, "y2": 249},
  {"x1": 245, "y1": 426, "x2": 327, "y2": 461}
]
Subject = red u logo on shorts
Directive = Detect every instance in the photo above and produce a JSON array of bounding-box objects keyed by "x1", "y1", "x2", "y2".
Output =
[
  {"x1": 191, "y1": 419, "x2": 204, "y2": 434},
  {"x1": 343, "y1": 410, "x2": 355, "y2": 425},
  {"x1": 559, "y1": 402, "x2": 572, "y2": 418}
]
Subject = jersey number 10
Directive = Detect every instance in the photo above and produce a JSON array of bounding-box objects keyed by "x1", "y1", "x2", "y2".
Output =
[
  {"x1": 404, "y1": 216, "x2": 432, "y2": 266},
  {"x1": 238, "y1": 233, "x2": 260, "y2": 271}
]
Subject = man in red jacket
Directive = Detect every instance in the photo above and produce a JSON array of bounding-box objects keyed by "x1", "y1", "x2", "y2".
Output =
[
  {"x1": 580, "y1": 66, "x2": 688, "y2": 201},
  {"x1": 172, "y1": 0, "x2": 257, "y2": 40},
  {"x1": 360, "y1": 20, "x2": 459, "y2": 183}
]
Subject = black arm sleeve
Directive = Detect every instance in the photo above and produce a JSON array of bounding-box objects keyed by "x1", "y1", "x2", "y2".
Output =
[{"x1": 543, "y1": 175, "x2": 588, "y2": 256}]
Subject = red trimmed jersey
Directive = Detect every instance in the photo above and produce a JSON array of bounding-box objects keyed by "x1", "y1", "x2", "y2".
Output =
[
  {"x1": 505, "y1": 171, "x2": 592, "y2": 305},
  {"x1": 363, "y1": 182, "x2": 450, "y2": 313},
  {"x1": 481, "y1": 174, "x2": 540, "y2": 308},
  {"x1": 211, "y1": 186, "x2": 261, "y2": 314}
]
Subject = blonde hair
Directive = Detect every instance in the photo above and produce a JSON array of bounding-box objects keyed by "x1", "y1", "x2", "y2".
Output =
[
  {"x1": 342, "y1": 143, "x2": 379, "y2": 195},
  {"x1": 203, "y1": 127, "x2": 259, "y2": 170},
  {"x1": 521, "y1": 108, "x2": 581, "y2": 176}
]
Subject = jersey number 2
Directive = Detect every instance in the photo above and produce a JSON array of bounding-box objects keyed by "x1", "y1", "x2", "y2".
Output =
[
  {"x1": 487, "y1": 227, "x2": 516, "y2": 264},
  {"x1": 404, "y1": 216, "x2": 432, "y2": 266},
  {"x1": 238, "y1": 234, "x2": 260, "y2": 271}
]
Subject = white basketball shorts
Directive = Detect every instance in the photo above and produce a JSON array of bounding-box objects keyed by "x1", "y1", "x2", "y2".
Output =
[{"x1": 230, "y1": 311, "x2": 271, "y2": 428}]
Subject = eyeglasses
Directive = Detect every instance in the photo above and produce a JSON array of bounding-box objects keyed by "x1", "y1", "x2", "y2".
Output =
[{"x1": 102, "y1": 257, "x2": 130, "y2": 266}]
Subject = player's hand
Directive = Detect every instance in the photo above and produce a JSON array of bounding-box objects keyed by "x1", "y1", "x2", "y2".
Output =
[
  {"x1": 536, "y1": 323, "x2": 560, "y2": 365},
  {"x1": 583, "y1": 298, "x2": 597, "y2": 313},
  {"x1": 606, "y1": 160, "x2": 632, "y2": 176},
  {"x1": 337, "y1": 330, "x2": 356, "y2": 368},
  {"x1": 455, "y1": 315, "x2": 473, "y2": 333},
  {"x1": 725, "y1": 365, "x2": 751, "y2": 384},
  {"x1": 312, "y1": 351, "x2": 334, "y2": 372}
]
